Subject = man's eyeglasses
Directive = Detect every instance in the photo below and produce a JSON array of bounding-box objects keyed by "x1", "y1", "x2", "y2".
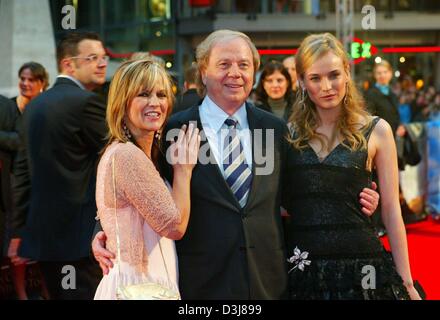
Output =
[{"x1": 70, "y1": 54, "x2": 110, "y2": 64}]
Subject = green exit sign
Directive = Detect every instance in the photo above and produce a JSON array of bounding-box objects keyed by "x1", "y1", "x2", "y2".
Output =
[{"x1": 351, "y1": 42, "x2": 372, "y2": 59}]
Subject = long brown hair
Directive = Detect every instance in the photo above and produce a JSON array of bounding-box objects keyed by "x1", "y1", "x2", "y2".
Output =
[{"x1": 288, "y1": 33, "x2": 371, "y2": 152}]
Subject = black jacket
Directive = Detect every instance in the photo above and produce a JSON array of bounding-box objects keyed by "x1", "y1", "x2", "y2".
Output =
[
  {"x1": 0, "y1": 95, "x2": 19, "y2": 255},
  {"x1": 12, "y1": 77, "x2": 108, "y2": 261},
  {"x1": 255, "y1": 89, "x2": 298, "y2": 123},
  {"x1": 172, "y1": 88, "x2": 202, "y2": 114},
  {"x1": 365, "y1": 86, "x2": 400, "y2": 134},
  {"x1": 0, "y1": 98, "x2": 20, "y2": 152},
  {"x1": 164, "y1": 102, "x2": 289, "y2": 299},
  {"x1": 255, "y1": 100, "x2": 294, "y2": 123}
]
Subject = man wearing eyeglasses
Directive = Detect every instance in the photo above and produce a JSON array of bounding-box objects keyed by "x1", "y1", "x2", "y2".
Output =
[{"x1": 9, "y1": 32, "x2": 108, "y2": 300}]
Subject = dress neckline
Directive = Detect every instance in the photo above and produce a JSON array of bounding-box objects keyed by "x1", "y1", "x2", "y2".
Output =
[{"x1": 307, "y1": 140, "x2": 345, "y2": 164}]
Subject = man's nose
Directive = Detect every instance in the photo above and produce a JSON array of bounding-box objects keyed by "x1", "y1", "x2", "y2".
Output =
[
  {"x1": 228, "y1": 64, "x2": 240, "y2": 77},
  {"x1": 98, "y1": 57, "x2": 108, "y2": 67},
  {"x1": 98, "y1": 60, "x2": 108, "y2": 68}
]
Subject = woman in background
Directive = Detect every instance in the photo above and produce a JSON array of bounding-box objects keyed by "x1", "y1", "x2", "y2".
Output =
[
  {"x1": 255, "y1": 60, "x2": 295, "y2": 122},
  {"x1": 5, "y1": 62, "x2": 49, "y2": 300}
]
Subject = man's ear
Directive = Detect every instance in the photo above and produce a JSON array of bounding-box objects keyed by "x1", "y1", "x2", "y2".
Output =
[
  {"x1": 61, "y1": 58, "x2": 74, "y2": 75},
  {"x1": 200, "y1": 68, "x2": 207, "y2": 86}
]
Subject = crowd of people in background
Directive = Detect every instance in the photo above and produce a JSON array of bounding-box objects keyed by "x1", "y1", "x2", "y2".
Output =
[
  {"x1": 393, "y1": 81, "x2": 440, "y2": 123},
  {"x1": 0, "y1": 29, "x2": 436, "y2": 300},
  {"x1": 247, "y1": 58, "x2": 440, "y2": 125}
]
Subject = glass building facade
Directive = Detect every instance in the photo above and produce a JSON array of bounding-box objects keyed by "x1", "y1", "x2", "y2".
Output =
[
  {"x1": 49, "y1": 0, "x2": 174, "y2": 54},
  {"x1": 47, "y1": 0, "x2": 440, "y2": 88}
]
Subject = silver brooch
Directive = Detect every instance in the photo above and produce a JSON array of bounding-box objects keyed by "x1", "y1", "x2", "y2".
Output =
[{"x1": 287, "y1": 246, "x2": 311, "y2": 273}]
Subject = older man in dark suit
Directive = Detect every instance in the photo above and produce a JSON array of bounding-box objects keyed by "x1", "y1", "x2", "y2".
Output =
[
  {"x1": 92, "y1": 30, "x2": 379, "y2": 300},
  {"x1": 11, "y1": 32, "x2": 108, "y2": 300}
]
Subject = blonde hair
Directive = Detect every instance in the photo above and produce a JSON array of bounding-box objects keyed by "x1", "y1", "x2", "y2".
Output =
[
  {"x1": 195, "y1": 29, "x2": 260, "y2": 97},
  {"x1": 106, "y1": 59, "x2": 174, "y2": 149},
  {"x1": 373, "y1": 59, "x2": 392, "y2": 73},
  {"x1": 289, "y1": 33, "x2": 371, "y2": 152}
]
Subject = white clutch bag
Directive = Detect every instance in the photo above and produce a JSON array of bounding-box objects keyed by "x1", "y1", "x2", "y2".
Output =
[{"x1": 116, "y1": 282, "x2": 180, "y2": 300}]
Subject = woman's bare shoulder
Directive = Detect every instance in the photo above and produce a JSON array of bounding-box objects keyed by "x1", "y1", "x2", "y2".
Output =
[{"x1": 372, "y1": 118, "x2": 393, "y2": 138}]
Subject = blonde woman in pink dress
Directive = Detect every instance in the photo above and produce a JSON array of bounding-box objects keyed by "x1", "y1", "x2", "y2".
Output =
[{"x1": 94, "y1": 60, "x2": 200, "y2": 300}]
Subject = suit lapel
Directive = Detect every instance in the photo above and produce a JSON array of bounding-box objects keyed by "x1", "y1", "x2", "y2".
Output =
[
  {"x1": 244, "y1": 103, "x2": 264, "y2": 210},
  {"x1": 185, "y1": 106, "x2": 241, "y2": 211}
]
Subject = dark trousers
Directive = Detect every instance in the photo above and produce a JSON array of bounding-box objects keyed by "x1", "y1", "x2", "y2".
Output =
[{"x1": 39, "y1": 257, "x2": 101, "y2": 300}]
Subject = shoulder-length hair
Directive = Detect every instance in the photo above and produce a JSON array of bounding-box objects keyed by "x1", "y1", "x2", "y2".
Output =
[
  {"x1": 18, "y1": 62, "x2": 49, "y2": 91},
  {"x1": 288, "y1": 33, "x2": 371, "y2": 152},
  {"x1": 255, "y1": 60, "x2": 294, "y2": 106},
  {"x1": 105, "y1": 59, "x2": 175, "y2": 165}
]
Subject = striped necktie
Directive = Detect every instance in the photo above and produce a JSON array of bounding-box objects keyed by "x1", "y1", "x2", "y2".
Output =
[{"x1": 222, "y1": 118, "x2": 252, "y2": 208}]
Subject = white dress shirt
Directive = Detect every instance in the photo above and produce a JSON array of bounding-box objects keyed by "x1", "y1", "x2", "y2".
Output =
[{"x1": 199, "y1": 95, "x2": 253, "y2": 176}]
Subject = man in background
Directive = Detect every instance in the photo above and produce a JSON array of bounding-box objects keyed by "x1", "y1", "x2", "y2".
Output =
[
  {"x1": 173, "y1": 64, "x2": 201, "y2": 114},
  {"x1": 10, "y1": 32, "x2": 108, "y2": 300}
]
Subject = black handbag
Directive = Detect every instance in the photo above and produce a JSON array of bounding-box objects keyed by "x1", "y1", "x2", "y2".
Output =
[{"x1": 396, "y1": 127, "x2": 422, "y2": 169}]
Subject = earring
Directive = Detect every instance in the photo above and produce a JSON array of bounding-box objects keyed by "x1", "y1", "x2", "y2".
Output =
[
  {"x1": 122, "y1": 121, "x2": 132, "y2": 140},
  {"x1": 155, "y1": 130, "x2": 161, "y2": 141}
]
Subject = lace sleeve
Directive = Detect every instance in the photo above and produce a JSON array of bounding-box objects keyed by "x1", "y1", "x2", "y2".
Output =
[{"x1": 113, "y1": 143, "x2": 180, "y2": 236}]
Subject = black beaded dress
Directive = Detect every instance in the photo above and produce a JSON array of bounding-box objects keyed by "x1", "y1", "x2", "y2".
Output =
[{"x1": 283, "y1": 117, "x2": 409, "y2": 300}]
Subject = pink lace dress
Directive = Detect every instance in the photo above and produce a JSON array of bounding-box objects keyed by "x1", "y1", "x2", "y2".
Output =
[{"x1": 94, "y1": 141, "x2": 180, "y2": 300}]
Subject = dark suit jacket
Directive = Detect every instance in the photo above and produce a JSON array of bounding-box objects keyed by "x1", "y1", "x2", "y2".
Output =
[
  {"x1": 365, "y1": 86, "x2": 400, "y2": 134},
  {"x1": 164, "y1": 102, "x2": 289, "y2": 299},
  {"x1": 0, "y1": 97, "x2": 20, "y2": 152},
  {"x1": 172, "y1": 89, "x2": 202, "y2": 115},
  {"x1": 0, "y1": 95, "x2": 19, "y2": 255},
  {"x1": 12, "y1": 77, "x2": 108, "y2": 261},
  {"x1": 0, "y1": 96, "x2": 20, "y2": 209}
]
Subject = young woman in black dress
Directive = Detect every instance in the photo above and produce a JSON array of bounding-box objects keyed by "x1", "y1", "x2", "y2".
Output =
[{"x1": 284, "y1": 33, "x2": 420, "y2": 300}]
